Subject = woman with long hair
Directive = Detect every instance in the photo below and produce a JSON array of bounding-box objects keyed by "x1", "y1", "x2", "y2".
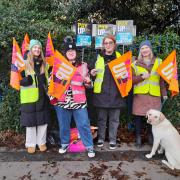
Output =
[{"x1": 20, "y1": 39, "x2": 50, "y2": 153}]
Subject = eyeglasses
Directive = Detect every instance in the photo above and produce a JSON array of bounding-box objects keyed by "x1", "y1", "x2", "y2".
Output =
[{"x1": 103, "y1": 41, "x2": 114, "y2": 46}]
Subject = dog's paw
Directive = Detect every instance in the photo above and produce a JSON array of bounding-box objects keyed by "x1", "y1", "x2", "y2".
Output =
[
  {"x1": 162, "y1": 160, "x2": 167, "y2": 165},
  {"x1": 162, "y1": 160, "x2": 174, "y2": 170},
  {"x1": 158, "y1": 149, "x2": 164, "y2": 154},
  {"x1": 145, "y1": 154, "x2": 153, "y2": 159}
]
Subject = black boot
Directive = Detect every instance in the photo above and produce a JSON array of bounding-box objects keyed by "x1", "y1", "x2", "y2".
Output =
[
  {"x1": 135, "y1": 135, "x2": 142, "y2": 147},
  {"x1": 134, "y1": 116, "x2": 142, "y2": 147},
  {"x1": 147, "y1": 124, "x2": 153, "y2": 145}
]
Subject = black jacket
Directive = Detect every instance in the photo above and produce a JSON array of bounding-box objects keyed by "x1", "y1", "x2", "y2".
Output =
[
  {"x1": 93, "y1": 51, "x2": 126, "y2": 108},
  {"x1": 20, "y1": 58, "x2": 50, "y2": 127}
]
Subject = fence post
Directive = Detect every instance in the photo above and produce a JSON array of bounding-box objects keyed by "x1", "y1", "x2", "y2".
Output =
[
  {"x1": 166, "y1": 34, "x2": 169, "y2": 53},
  {"x1": 158, "y1": 35, "x2": 162, "y2": 54},
  {"x1": 152, "y1": 35, "x2": 154, "y2": 43},
  {"x1": 123, "y1": 45, "x2": 125, "y2": 54},
  {"x1": 173, "y1": 34, "x2": 175, "y2": 49}
]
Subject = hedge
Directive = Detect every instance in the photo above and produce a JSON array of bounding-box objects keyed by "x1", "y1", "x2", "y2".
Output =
[{"x1": 0, "y1": 31, "x2": 179, "y2": 132}]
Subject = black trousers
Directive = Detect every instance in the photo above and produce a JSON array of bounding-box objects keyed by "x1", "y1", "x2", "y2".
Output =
[{"x1": 134, "y1": 115, "x2": 152, "y2": 136}]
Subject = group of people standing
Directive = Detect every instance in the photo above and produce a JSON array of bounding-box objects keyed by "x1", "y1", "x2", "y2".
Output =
[{"x1": 19, "y1": 34, "x2": 167, "y2": 157}]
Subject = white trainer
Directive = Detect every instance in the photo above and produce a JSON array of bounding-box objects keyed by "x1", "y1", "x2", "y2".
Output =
[{"x1": 87, "y1": 149, "x2": 95, "y2": 158}]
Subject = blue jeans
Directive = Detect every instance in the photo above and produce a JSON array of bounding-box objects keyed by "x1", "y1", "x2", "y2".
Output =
[{"x1": 54, "y1": 106, "x2": 94, "y2": 150}]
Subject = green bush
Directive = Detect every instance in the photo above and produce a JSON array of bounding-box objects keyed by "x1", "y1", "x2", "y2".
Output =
[
  {"x1": 162, "y1": 94, "x2": 180, "y2": 125},
  {"x1": 0, "y1": 32, "x2": 180, "y2": 133},
  {"x1": 0, "y1": 4, "x2": 180, "y2": 133},
  {"x1": 0, "y1": 76, "x2": 22, "y2": 132}
]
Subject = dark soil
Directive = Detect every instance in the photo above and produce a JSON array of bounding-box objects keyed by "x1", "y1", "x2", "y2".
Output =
[
  {"x1": 0, "y1": 126, "x2": 180, "y2": 149},
  {"x1": 0, "y1": 130, "x2": 25, "y2": 148}
]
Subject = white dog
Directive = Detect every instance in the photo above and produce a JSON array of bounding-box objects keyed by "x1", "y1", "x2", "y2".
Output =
[{"x1": 145, "y1": 109, "x2": 180, "y2": 170}]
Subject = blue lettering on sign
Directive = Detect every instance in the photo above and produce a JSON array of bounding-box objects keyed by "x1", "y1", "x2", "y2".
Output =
[
  {"x1": 95, "y1": 36, "x2": 104, "y2": 49},
  {"x1": 76, "y1": 35, "x2": 92, "y2": 47},
  {"x1": 116, "y1": 32, "x2": 133, "y2": 45}
]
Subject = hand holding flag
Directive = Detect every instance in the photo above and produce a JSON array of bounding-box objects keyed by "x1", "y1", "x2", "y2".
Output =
[
  {"x1": 108, "y1": 51, "x2": 132, "y2": 97},
  {"x1": 48, "y1": 50, "x2": 76, "y2": 99}
]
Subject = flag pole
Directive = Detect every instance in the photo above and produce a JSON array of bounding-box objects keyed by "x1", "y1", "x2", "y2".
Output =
[{"x1": 82, "y1": 47, "x2": 84, "y2": 62}]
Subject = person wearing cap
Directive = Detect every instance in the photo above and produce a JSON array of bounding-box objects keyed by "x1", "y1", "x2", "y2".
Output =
[
  {"x1": 51, "y1": 40, "x2": 95, "y2": 158},
  {"x1": 131, "y1": 40, "x2": 167, "y2": 147},
  {"x1": 91, "y1": 34, "x2": 126, "y2": 150},
  {"x1": 20, "y1": 39, "x2": 50, "y2": 153}
]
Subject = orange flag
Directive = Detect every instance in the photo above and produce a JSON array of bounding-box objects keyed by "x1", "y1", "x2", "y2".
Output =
[
  {"x1": 108, "y1": 51, "x2": 132, "y2": 97},
  {"x1": 48, "y1": 50, "x2": 76, "y2": 99},
  {"x1": 21, "y1": 33, "x2": 30, "y2": 57},
  {"x1": 10, "y1": 38, "x2": 25, "y2": 90},
  {"x1": 157, "y1": 50, "x2": 179, "y2": 97},
  {"x1": 45, "y1": 32, "x2": 55, "y2": 66}
]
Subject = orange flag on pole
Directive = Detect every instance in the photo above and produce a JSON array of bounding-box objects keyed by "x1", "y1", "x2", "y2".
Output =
[
  {"x1": 48, "y1": 50, "x2": 76, "y2": 99},
  {"x1": 45, "y1": 32, "x2": 55, "y2": 66},
  {"x1": 157, "y1": 50, "x2": 179, "y2": 97},
  {"x1": 108, "y1": 51, "x2": 132, "y2": 97},
  {"x1": 10, "y1": 38, "x2": 25, "y2": 90},
  {"x1": 21, "y1": 33, "x2": 30, "y2": 57}
]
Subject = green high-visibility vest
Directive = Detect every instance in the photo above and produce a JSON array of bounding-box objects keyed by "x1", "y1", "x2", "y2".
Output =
[
  {"x1": 131, "y1": 58, "x2": 162, "y2": 96},
  {"x1": 93, "y1": 51, "x2": 121, "y2": 93}
]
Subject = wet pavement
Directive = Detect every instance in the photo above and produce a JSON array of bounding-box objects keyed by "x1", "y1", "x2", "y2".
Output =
[{"x1": 0, "y1": 142, "x2": 180, "y2": 180}]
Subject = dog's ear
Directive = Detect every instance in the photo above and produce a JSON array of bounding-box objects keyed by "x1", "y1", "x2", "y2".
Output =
[{"x1": 159, "y1": 112, "x2": 166, "y2": 121}]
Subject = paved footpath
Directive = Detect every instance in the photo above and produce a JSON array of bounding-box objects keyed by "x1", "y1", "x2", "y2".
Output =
[{"x1": 0, "y1": 143, "x2": 180, "y2": 180}]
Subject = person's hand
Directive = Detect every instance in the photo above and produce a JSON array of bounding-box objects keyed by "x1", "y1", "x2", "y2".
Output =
[
  {"x1": 90, "y1": 69, "x2": 97, "y2": 76},
  {"x1": 141, "y1": 72, "x2": 150, "y2": 79},
  {"x1": 84, "y1": 76, "x2": 91, "y2": 84},
  {"x1": 84, "y1": 76, "x2": 92, "y2": 88},
  {"x1": 163, "y1": 96, "x2": 168, "y2": 100}
]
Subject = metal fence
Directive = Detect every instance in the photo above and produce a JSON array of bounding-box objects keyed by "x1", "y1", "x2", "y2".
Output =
[{"x1": 77, "y1": 34, "x2": 180, "y2": 70}]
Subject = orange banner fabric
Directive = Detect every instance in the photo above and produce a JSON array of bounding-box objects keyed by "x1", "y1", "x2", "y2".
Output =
[
  {"x1": 48, "y1": 50, "x2": 76, "y2": 99},
  {"x1": 10, "y1": 38, "x2": 25, "y2": 90},
  {"x1": 157, "y1": 50, "x2": 179, "y2": 97},
  {"x1": 108, "y1": 51, "x2": 132, "y2": 97},
  {"x1": 45, "y1": 32, "x2": 55, "y2": 66},
  {"x1": 21, "y1": 33, "x2": 30, "y2": 57}
]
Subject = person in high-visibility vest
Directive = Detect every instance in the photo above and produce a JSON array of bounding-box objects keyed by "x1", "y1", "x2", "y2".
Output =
[
  {"x1": 20, "y1": 39, "x2": 50, "y2": 154},
  {"x1": 91, "y1": 35, "x2": 126, "y2": 150},
  {"x1": 50, "y1": 37, "x2": 95, "y2": 158},
  {"x1": 132, "y1": 40, "x2": 167, "y2": 147}
]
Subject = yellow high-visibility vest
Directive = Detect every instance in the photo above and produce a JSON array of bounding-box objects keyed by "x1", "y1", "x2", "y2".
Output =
[
  {"x1": 94, "y1": 51, "x2": 121, "y2": 93},
  {"x1": 131, "y1": 58, "x2": 162, "y2": 96},
  {"x1": 20, "y1": 65, "x2": 49, "y2": 104},
  {"x1": 20, "y1": 73, "x2": 39, "y2": 104}
]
